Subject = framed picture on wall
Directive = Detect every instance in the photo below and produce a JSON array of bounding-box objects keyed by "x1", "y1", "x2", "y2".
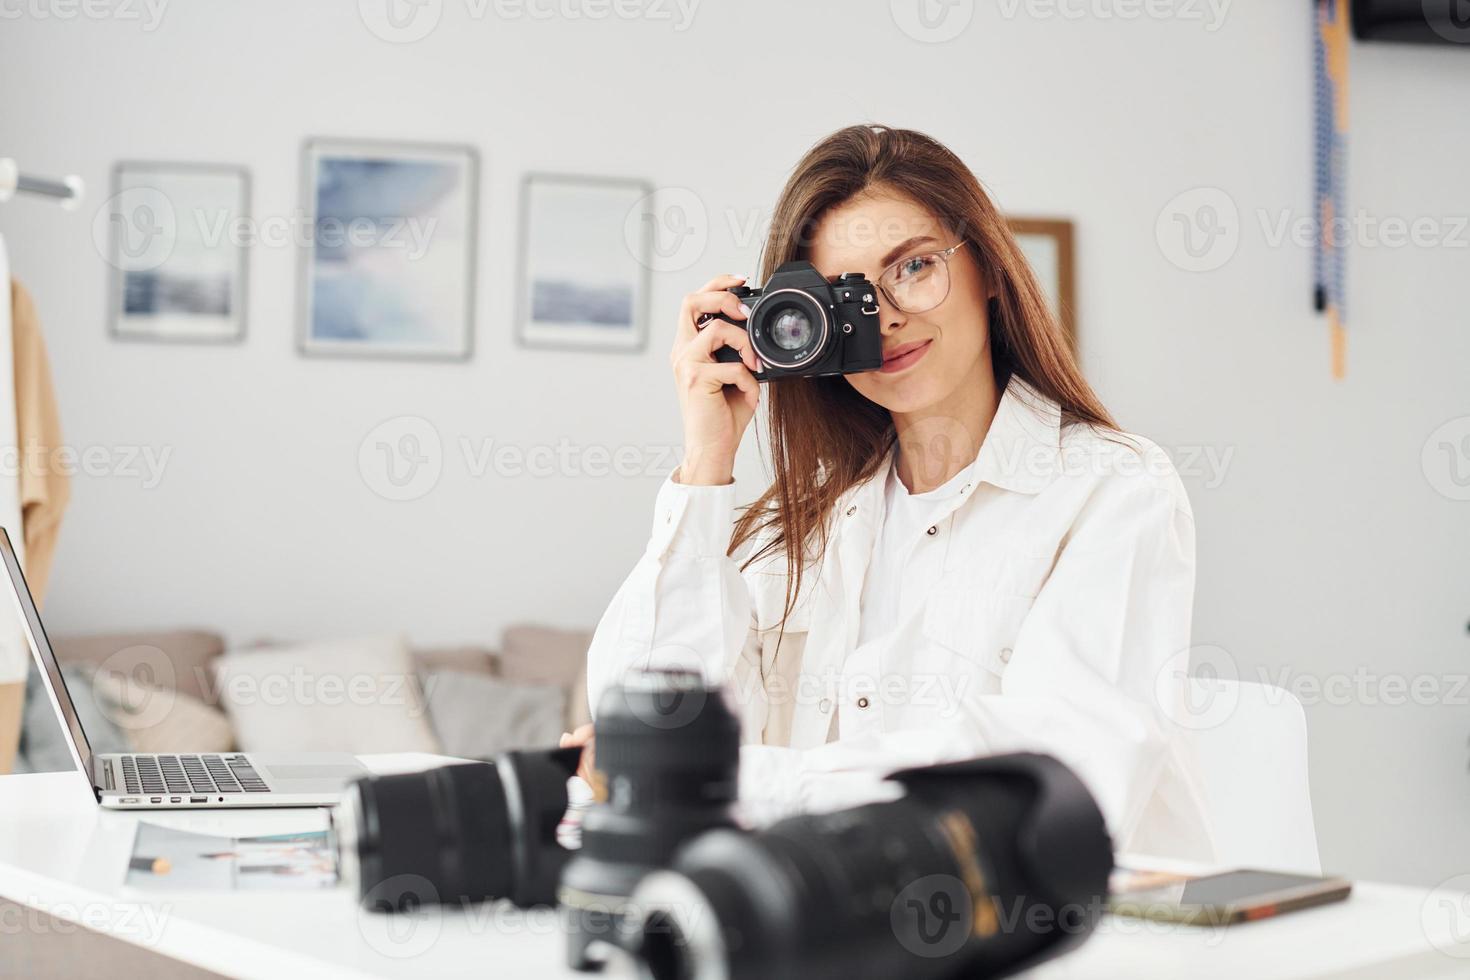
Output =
[
  {"x1": 515, "y1": 173, "x2": 652, "y2": 352},
  {"x1": 297, "y1": 138, "x2": 478, "y2": 361},
  {"x1": 106, "y1": 162, "x2": 249, "y2": 344},
  {"x1": 1007, "y1": 217, "x2": 1076, "y2": 346}
]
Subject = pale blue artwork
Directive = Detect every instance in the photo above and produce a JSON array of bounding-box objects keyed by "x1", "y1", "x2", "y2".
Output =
[
  {"x1": 301, "y1": 142, "x2": 476, "y2": 359},
  {"x1": 517, "y1": 175, "x2": 649, "y2": 351}
]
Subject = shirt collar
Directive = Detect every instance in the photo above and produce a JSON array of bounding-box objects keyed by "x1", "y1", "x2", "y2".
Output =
[
  {"x1": 838, "y1": 375, "x2": 1063, "y2": 517},
  {"x1": 966, "y1": 375, "x2": 1063, "y2": 495}
]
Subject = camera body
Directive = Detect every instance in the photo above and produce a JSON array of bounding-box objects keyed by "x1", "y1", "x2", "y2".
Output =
[{"x1": 707, "y1": 261, "x2": 883, "y2": 380}]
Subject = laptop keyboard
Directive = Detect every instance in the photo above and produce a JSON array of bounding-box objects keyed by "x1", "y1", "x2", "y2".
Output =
[{"x1": 118, "y1": 754, "x2": 270, "y2": 795}]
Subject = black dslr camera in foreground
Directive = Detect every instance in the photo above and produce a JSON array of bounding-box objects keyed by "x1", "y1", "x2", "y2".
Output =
[
  {"x1": 333, "y1": 667, "x2": 740, "y2": 935},
  {"x1": 559, "y1": 670, "x2": 741, "y2": 970},
  {"x1": 333, "y1": 670, "x2": 1115, "y2": 980},
  {"x1": 702, "y1": 261, "x2": 884, "y2": 380}
]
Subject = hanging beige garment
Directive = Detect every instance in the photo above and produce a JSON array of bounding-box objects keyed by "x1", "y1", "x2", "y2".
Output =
[{"x1": 11, "y1": 279, "x2": 68, "y2": 605}]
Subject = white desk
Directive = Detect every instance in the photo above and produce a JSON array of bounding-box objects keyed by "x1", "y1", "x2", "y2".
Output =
[{"x1": 0, "y1": 754, "x2": 1466, "y2": 979}]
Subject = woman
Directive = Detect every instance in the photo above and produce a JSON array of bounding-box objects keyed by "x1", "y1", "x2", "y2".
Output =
[{"x1": 570, "y1": 124, "x2": 1215, "y2": 860}]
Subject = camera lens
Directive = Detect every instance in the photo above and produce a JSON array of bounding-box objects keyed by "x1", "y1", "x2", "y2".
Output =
[
  {"x1": 344, "y1": 762, "x2": 513, "y2": 912},
  {"x1": 748, "y1": 289, "x2": 829, "y2": 369},
  {"x1": 626, "y1": 754, "x2": 1113, "y2": 980},
  {"x1": 336, "y1": 749, "x2": 580, "y2": 912},
  {"x1": 560, "y1": 669, "x2": 740, "y2": 971},
  {"x1": 768, "y1": 308, "x2": 813, "y2": 350}
]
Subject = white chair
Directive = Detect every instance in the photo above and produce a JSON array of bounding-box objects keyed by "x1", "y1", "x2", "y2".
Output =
[{"x1": 1184, "y1": 678, "x2": 1322, "y2": 874}]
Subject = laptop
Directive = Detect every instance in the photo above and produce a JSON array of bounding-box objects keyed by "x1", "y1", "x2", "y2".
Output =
[{"x1": 0, "y1": 529, "x2": 367, "y2": 808}]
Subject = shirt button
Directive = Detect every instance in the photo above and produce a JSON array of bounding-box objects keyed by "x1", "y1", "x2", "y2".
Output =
[
  {"x1": 925, "y1": 525, "x2": 937, "y2": 536},
  {"x1": 856, "y1": 696, "x2": 870, "y2": 709},
  {"x1": 819, "y1": 698, "x2": 832, "y2": 713},
  {"x1": 846, "y1": 505, "x2": 857, "y2": 516},
  {"x1": 1000, "y1": 647, "x2": 1013, "y2": 664}
]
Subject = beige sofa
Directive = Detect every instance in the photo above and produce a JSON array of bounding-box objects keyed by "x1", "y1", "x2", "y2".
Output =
[{"x1": 22, "y1": 624, "x2": 593, "y2": 766}]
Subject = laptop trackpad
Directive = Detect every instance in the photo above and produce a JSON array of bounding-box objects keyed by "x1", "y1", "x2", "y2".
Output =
[
  {"x1": 268, "y1": 765, "x2": 359, "y2": 780},
  {"x1": 252, "y1": 755, "x2": 365, "y2": 790}
]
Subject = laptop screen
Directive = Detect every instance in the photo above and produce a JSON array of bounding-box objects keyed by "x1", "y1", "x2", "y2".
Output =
[{"x1": 0, "y1": 528, "x2": 93, "y2": 779}]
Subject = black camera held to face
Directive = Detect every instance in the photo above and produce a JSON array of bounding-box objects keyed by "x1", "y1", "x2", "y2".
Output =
[
  {"x1": 332, "y1": 669, "x2": 1115, "y2": 980},
  {"x1": 700, "y1": 261, "x2": 884, "y2": 380}
]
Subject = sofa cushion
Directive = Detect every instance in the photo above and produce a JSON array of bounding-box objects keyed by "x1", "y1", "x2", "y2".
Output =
[
  {"x1": 16, "y1": 664, "x2": 131, "y2": 774},
  {"x1": 50, "y1": 630, "x2": 224, "y2": 704},
  {"x1": 213, "y1": 634, "x2": 440, "y2": 755},
  {"x1": 412, "y1": 645, "x2": 498, "y2": 676},
  {"x1": 498, "y1": 624, "x2": 591, "y2": 729},
  {"x1": 423, "y1": 671, "x2": 566, "y2": 758},
  {"x1": 92, "y1": 670, "x2": 235, "y2": 755}
]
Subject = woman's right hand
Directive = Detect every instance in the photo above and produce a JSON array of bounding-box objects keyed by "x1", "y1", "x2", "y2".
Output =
[{"x1": 670, "y1": 274, "x2": 762, "y2": 486}]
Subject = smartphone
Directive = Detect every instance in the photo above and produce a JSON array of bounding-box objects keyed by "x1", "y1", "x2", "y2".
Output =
[{"x1": 1108, "y1": 868, "x2": 1352, "y2": 926}]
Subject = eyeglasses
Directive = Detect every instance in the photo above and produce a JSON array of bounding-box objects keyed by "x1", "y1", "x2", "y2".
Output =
[{"x1": 874, "y1": 241, "x2": 967, "y2": 315}]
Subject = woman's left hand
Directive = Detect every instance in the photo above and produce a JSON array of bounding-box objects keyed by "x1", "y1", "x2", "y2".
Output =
[{"x1": 559, "y1": 723, "x2": 596, "y2": 783}]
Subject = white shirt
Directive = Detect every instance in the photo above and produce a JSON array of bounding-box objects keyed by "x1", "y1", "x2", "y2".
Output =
[
  {"x1": 858, "y1": 459, "x2": 973, "y2": 649},
  {"x1": 587, "y1": 377, "x2": 1217, "y2": 861}
]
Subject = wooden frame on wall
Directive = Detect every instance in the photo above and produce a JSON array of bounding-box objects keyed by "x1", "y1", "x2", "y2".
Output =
[{"x1": 1007, "y1": 217, "x2": 1076, "y2": 347}]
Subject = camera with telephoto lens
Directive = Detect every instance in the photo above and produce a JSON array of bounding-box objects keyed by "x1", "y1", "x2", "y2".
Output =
[
  {"x1": 332, "y1": 665, "x2": 740, "y2": 953},
  {"x1": 622, "y1": 753, "x2": 1113, "y2": 980},
  {"x1": 334, "y1": 746, "x2": 582, "y2": 912},
  {"x1": 702, "y1": 261, "x2": 884, "y2": 380},
  {"x1": 560, "y1": 669, "x2": 741, "y2": 971}
]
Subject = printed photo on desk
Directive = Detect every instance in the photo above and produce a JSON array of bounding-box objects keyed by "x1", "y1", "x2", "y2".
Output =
[
  {"x1": 297, "y1": 138, "x2": 478, "y2": 360},
  {"x1": 126, "y1": 823, "x2": 338, "y2": 892}
]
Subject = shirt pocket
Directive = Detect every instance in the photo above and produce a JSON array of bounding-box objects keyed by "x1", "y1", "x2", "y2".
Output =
[
  {"x1": 921, "y1": 555, "x2": 1052, "y2": 675},
  {"x1": 745, "y1": 571, "x2": 814, "y2": 681},
  {"x1": 747, "y1": 570, "x2": 815, "y2": 634}
]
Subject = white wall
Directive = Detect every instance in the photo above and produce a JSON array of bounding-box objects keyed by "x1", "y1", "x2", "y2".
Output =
[{"x1": 2, "y1": 1, "x2": 1467, "y2": 886}]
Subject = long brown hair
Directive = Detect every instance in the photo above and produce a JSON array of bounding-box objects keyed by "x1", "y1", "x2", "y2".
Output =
[{"x1": 730, "y1": 124, "x2": 1117, "y2": 624}]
